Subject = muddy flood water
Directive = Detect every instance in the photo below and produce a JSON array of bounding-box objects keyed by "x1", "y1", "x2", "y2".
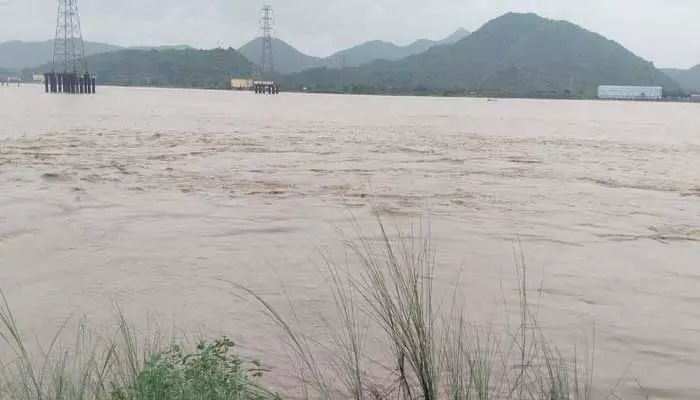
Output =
[{"x1": 1, "y1": 85, "x2": 700, "y2": 398}]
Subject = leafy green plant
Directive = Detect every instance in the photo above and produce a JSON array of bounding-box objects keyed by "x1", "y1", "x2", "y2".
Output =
[{"x1": 111, "y1": 337, "x2": 274, "y2": 400}]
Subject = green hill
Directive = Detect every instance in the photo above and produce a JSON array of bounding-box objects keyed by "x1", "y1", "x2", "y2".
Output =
[
  {"x1": 327, "y1": 40, "x2": 408, "y2": 68},
  {"x1": 286, "y1": 13, "x2": 679, "y2": 98},
  {"x1": 33, "y1": 48, "x2": 253, "y2": 89},
  {"x1": 238, "y1": 38, "x2": 325, "y2": 74},
  {"x1": 661, "y1": 68, "x2": 685, "y2": 82},
  {"x1": 0, "y1": 40, "x2": 121, "y2": 69},
  {"x1": 662, "y1": 66, "x2": 700, "y2": 92}
]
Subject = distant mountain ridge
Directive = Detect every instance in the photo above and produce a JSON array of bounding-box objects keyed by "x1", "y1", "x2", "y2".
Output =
[
  {"x1": 130, "y1": 44, "x2": 196, "y2": 51},
  {"x1": 237, "y1": 29, "x2": 470, "y2": 74},
  {"x1": 238, "y1": 38, "x2": 325, "y2": 75},
  {"x1": 327, "y1": 28, "x2": 471, "y2": 68},
  {"x1": 0, "y1": 40, "x2": 122, "y2": 69},
  {"x1": 285, "y1": 13, "x2": 679, "y2": 98},
  {"x1": 662, "y1": 66, "x2": 700, "y2": 92},
  {"x1": 438, "y1": 28, "x2": 471, "y2": 44},
  {"x1": 0, "y1": 40, "x2": 199, "y2": 69},
  {"x1": 398, "y1": 29, "x2": 471, "y2": 57}
]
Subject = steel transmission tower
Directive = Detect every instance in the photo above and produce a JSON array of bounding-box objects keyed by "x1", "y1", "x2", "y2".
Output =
[
  {"x1": 53, "y1": 0, "x2": 87, "y2": 73},
  {"x1": 258, "y1": 5, "x2": 275, "y2": 80}
]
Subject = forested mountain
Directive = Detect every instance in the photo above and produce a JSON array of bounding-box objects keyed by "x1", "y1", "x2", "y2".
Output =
[
  {"x1": 130, "y1": 45, "x2": 195, "y2": 51},
  {"x1": 285, "y1": 13, "x2": 679, "y2": 98},
  {"x1": 662, "y1": 66, "x2": 700, "y2": 92},
  {"x1": 0, "y1": 40, "x2": 121, "y2": 69},
  {"x1": 327, "y1": 40, "x2": 410, "y2": 68},
  {"x1": 238, "y1": 38, "x2": 325, "y2": 74},
  {"x1": 661, "y1": 68, "x2": 685, "y2": 82},
  {"x1": 32, "y1": 48, "x2": 253, "y2": 89}
]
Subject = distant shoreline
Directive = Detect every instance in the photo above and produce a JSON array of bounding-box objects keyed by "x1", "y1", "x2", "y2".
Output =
[
  {"x1": 11, "y1": 81, "x2": 699, "y2": 103},
  {"x1": 289, "y1": 87, "x2": 699, "y2": 103}
]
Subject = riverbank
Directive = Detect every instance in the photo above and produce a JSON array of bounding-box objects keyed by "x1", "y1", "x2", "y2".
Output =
[{"x1": 1, "y1": 223, "x2": 607, "y2": 400}]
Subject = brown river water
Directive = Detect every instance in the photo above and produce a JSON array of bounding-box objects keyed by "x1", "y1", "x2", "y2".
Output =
[{"x1": 1, "y1": 85, "x2": 700, "y2": 398}]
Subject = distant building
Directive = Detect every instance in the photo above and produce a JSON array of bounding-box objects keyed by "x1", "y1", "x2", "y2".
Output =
[
  {"x1": 230, "y1": 78, "x2": 253, "y2": 91},
  {"x1": 598, "y1": 85, "x2": 662, "y2": 100},
  {"x1": 690, "y1": 94, "x2": 700, "y2": 102},
  {"x1": 32, "y1": 74, "x2": 45, "y2": 83}
]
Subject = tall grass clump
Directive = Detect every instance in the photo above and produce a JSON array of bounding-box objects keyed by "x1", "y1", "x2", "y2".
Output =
[
  {"x1": 0, "y1": 292, "x2": 113, "y2": 399},
  {"x1": 0, "y1": 294, "x2": 276, "y2": 400},
  {"x1": 0, "y1": 215, "x2": 611, "y2": 399},
  {"x1": 236, "y1": 216, "x2": 597, "y2": 400}
]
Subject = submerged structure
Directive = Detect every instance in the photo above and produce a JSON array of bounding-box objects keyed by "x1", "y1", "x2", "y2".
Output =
[
  {"x1": 44, "y1": 0, "x2": 96, "y2": 94},
  {"x1": 252, "y1": 80, "x2": 279, "y2": 94}
]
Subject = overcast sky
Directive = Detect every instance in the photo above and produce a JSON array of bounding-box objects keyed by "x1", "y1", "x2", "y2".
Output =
[{"x1": 0, "y1": 0, "x2": 697, "y2": 68}]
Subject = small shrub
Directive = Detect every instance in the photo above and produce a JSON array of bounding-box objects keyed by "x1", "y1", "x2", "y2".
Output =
[{"x1": 112, "y1": 337, "x2": 275, "y2": 400}]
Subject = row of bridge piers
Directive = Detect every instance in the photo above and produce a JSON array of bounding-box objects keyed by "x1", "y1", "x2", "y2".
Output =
[
  {"x1": 253, "y1": 81, "x2": 280, "y2": 95},
  {"x1": 44, "y1": 72, "x2": 96, "y2": 94}
]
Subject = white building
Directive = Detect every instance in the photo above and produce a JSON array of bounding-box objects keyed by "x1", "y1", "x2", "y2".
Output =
[
  {"x1": 230, "y1": 78, "x2": 253, "y2": 90},
  {"x1": 598, "y1": 85, "x2": 663, "y2": 100}
]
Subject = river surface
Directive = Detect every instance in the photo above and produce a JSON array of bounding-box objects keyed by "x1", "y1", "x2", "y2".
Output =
[{"x1": 1, "y1": 85, "x2": 700, "y2": 398}]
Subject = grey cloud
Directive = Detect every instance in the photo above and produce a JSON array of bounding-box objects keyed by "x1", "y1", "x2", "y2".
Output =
[{"x1": 0, "y1": 0, "x2": 698, "y2": 68}]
